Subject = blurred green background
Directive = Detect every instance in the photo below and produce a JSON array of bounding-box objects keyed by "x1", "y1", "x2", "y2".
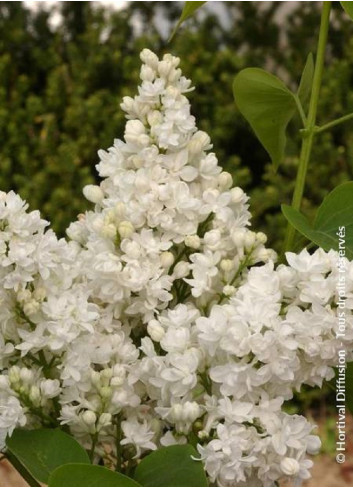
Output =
[{"x1": 1, "y1": 1, "x2": 353, "y2": 252}]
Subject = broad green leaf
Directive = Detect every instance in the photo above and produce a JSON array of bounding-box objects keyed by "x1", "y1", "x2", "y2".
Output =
[
  {"x1": 134, "y1": 444, "x2": 208, "y2": 487},
  {"x1": 297, "y1": 52, "x2": 314, "y2": 106},
  {"x1": 233, "y1": 68, "x2": 297, "y2": 170},
  {"x1": 5, "y1": 451, "x2": 40, "y2": 487},
  {"x1": 6, "y1": 428, "x2": 90, "y2": 484},
  {"x1": 341, "y1": 2, "x2": 353, "y2": 20},
  {"x1": 281, "y1": 181, "x2": 353, "y2": 259},
  {"x1": 170, "y1": 2, "x2": 207, "y2": 40},
  {"x1": 281, "y1": 204, "x2": 315, "y2": 243},
  {"x1": 49, "y1": 463, "x2": 141, "y2": 487}
]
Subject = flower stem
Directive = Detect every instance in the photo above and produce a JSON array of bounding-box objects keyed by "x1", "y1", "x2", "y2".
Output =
[
  {"x1": 89, "y1": 433, "x2": 98, "y2": 463},
  {"x1": 316, "y1": 111, "x2": 353, "y2": 133},
  {"x1": 283, "y1": 1, "x2": 331, "y2": 255},
  {"x1": 115, "y1": 414, "x2": 123, "y2": 472}
]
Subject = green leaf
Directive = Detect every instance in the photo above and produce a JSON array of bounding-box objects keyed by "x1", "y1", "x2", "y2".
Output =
[
  {"x1": 281, "y1": 205, "x2": 314, "y2": 243},
  {"x1": 297, "y1": 52, "x2": 314, "y2": 106},
  {"x1": 341, "y1": 2, "x2": 353, "y2": 20},
  {"x1": 170, "y1": 1, "x2": 207, "y2": 40},
  {"x1": 233, "y1": 68, "x2": 297, "y2": 170},
  {"x1": 48, "y1": 463, "x2": 141, "y2": 487},
  {"x1": 134, "y1": 444, "x2": 208, "y2": 487},
  {"x1": 281, "y1": 181, "x2": 353, "y2": 259},
  {"x1": 5, "y1": 451, "x2": 40, "y2": 487},
  {"x1": 6, "y1": 428, "x2": 90, "y2": 484}
]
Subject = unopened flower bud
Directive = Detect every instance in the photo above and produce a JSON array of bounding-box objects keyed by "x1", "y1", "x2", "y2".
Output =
[
  {"x1": 9, "y1": 366, "x2": 21, "y2": 386},
  {"x1": 307, "y1": 435, "x2": 321, "y2": 454},
  {"x1": 170, "y1": 404, "x2": 183, "y2": 421},
  {"x1": 118, "y1": 221, "x2": 134, "y2": 239},
  {"x1": 158, "y1": 59, "x2": 172, "y2": 78},
  {"x1": 173, "y1": 261, "x2": 190, "y2": 279},
  {"x1": 220, "y1": 259, "x2": 233, "y2": 272},
  {"x1": 244, "y1": 231, "x2": 256, "y2": 250},
  {"x1": 188, "y1": 131, "x2": 211, "y2": 154},
  {"x1": 160, "y1": 251, "x2": 174, "y2": 268},
  {"x1": 217, "y1": 172, "x2": 233, "y2": 190},
  {"x1": 101, "y1": 368, "x2": 113, "y2": 382},
  {"x1": 82, "y1": 410, "x2": 97, "y2": 426},
  {"x1": 232, "y1": 229, "x2": 246, "y2": 248},
  {"x1": 120, "y1": 96, "x2": 135, "y2": 114},
  {"x1": 256, "y1": 248, "x2": 277, "y2": 263},
  {"x1": 125, "y1": 120, "x2": 148, "y2": 146},
  {"x1": 29, "y1": 385, "x2": 41, "y2": 406},
  {"x1": 197, "y1": 430, "x2": 209, "y2": 440},
  {"x1": 140, "y1": 64, "x2": 155, "y2": 82},
  {"x1": 256, "y1": 232, "x2": 267, "y2": 244},
  {"x1": 83, "y1": 185, "x2": 104, "y2": 204},
  {"x1": 23, "y1": 299, "x2": 40, "y2": 316},
  {"x1": 147, "y1": 320, "x2": 165, "y2": 342},
  {"x1": 280, "y1": 457, "x2": 300, "y2": 476},
  {"x1": 231, "y1": 187, "x2": 245, "y2": 204},
  {"x1": 97, "y1": 413, "x2": 112, "y2": 430},
  {"x1": 163, "y1": 53, "x2": 180, "y2": 68},
  {"x1": 91, "y1": 371, "x2": 101, "y2": 387},
  {"x1": 100, "y1": 386, "x2": 112, "y2": 399},
  {"x1": 223, "y1": 285, "x2": 236, "y2": 296},
  {"x1": 140, "y1": 49, "x2": 159, "y2": 69},
  {"x1": 185, "y1": 235, "x2": 201, "y2": 249},
  {"x1": 168, "y1": 67, "x2": 182, "y2": 83},
  {"x1": 101, "y1": 223, "x2": 117, "y2": 240}
]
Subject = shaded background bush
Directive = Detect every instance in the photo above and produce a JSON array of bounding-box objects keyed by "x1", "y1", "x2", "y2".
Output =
[{"x1": 1, "y1": 1, "x2": 353, "y2": 249}]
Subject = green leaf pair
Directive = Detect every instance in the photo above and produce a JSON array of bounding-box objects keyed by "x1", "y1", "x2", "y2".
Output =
[
  {"x1": 282, "y1": 182, "x2": 353, "y2": 259},
  {"x1": 6, "y1": 429, "x2": 208, "y2": 487},
  {"x1": 233, "y1": 54, "x2": 314, "y2": 170}
]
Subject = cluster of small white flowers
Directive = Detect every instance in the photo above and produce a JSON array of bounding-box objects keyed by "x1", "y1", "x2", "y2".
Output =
[{"x1": 0, "y1": 50, "x2": 352, "y2": 486}]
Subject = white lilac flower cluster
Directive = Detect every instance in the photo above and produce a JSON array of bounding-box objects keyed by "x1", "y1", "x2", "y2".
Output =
[{"x1": 0, "y1": 49, "x2": 352, "y2": 487}]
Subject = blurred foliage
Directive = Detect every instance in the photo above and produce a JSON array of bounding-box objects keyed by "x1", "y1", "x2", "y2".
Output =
[{"x1": 0, "y1": 1, "x2": 353, "y2": 251}]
